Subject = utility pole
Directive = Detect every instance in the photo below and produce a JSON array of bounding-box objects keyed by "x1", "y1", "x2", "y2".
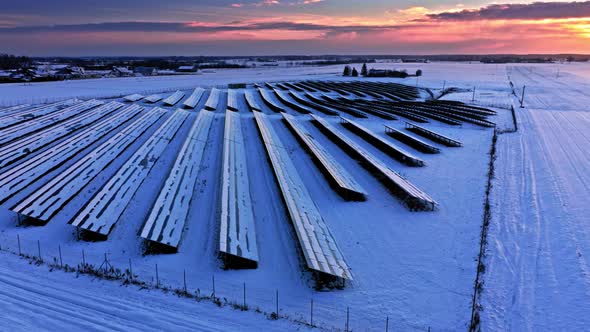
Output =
[
  {"x1": 472, "y1": 86, "x2": 476, "y2": 102},
  {"x1": 520, "y1": 85, "x2": 526, "y2": 108}
]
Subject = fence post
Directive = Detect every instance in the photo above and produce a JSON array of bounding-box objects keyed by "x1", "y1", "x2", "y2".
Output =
[
  {"x1": 386, "y1": 316, "x2": 389, "y2": 332},
  {"x1": 346, "y1": 306, "x2": 350, "y2": 332},
  {"x1": 155, "y1": 264, "x2": 159, "y2": 288},
  {"x1": 212, "y1": 274, "x2": 216, "y2": 299},
  {"x1": 310, "y1": 298, "x2": 314, "y2": 327},
  {"x1": 37, "y1": 240, "x2": 42, "y2": 262},
  {"x1": 243, "y1": 282, "x2": 246, "y2": 309},
  {"x1": 59, "y1": 245, "x2": 63, "y2": 268},
  {"x1": 183, "y1": 269, "x2": 187, "y2": 293},
  {"x1": 17, "y1": 234, "x2": 21, "y2": 256},
  {"x1": 128, "y1": 258, "x2": 133, "y2": 280},
  {"x1": 276, "y1": 289, "x2": 279, "y2": 318}
]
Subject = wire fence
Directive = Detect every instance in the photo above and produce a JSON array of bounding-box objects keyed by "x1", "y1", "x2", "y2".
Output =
[{"x1": 0, "y1": 231, "x2": 419, "y2": 332}]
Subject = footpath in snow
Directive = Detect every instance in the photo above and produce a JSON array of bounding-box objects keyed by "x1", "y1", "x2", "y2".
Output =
[{"x1": 481, "y1": 66, "x2": 590, "y2": 331}]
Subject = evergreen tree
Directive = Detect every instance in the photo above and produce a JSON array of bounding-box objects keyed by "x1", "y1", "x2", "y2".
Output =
[
  {"x1": 342, "y1": 65, "x2": 351, "y2": 76},
  {"x1": 351, "y1": 67, "x2": 359, "y2": 77},
  {"x1": 361, "y1": 63, "x2": 368, "y2": 76},
  {"x1": 416, "y1": 69, "x2": 423, "y2": 77}
]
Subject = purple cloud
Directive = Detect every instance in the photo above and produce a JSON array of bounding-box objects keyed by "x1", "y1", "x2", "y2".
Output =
[{"x1": 428, "y1": 1, "x2": 590, "y2": 21}]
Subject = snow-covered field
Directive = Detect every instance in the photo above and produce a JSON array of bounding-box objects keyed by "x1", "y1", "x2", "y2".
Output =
[
  {"x1": 481, "y1": 65, "x2": 590, "y2": 331},
  {"x1": 1, "y1": 61, "x2": 588, "y2": 331}
]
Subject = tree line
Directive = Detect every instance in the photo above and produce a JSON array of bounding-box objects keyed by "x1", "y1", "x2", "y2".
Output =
[
  {"x1": 343, "y1": 63, "x2": 422, "y2": 78},
  {"x1": 0, "y1": 54, "x2": 32, "y2": 70}
]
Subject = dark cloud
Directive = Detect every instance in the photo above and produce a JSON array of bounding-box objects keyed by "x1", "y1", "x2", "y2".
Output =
[
  {"x1": 0, "y1": 21, "x2": 413, "y2": 34},
  {"x1": 427, "y1": 1, "x2": 590, "y2": 21}
]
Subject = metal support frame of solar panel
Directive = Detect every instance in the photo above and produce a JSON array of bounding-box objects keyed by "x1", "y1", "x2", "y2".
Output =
[
  {"x1": 0, "y1": 100, "x2": 104, "y2": 147},
  {"x1": 71, "y1": 109, "x2": 189, "y2": 240},
  {"x1": 293, "y1": 82, "x2": 318, "y2": 92},
  {"x1": 273, "y1": 90, "x2": 313, "y2": 114},
  {"x1": 264, "y1": 82, "x2": 276, "y2": 89},
  {"x1": 12, "y1": 107, "x2": 166, "y2": 224},
  {"x1": 395, "y1": 103, "x2": 485, "y2": 126},
  {"x1": 301, "y1": 81, "x2": 331, "y2": 93},
  {"x1": 0, "y1": 105, "x2": 144, "y2": 204},
  {"x1": 0, "y1": 100, "x2": 78, "y2": 130},
  {"x1": 219, "y1": 110, "x2": 259, "y2": 268},
  {"x1": 415, "y1": 102, "x2": 496, "y2": 127},
  {"x1": 244, "y1": 90, "x2": 263, "y2": 112},
  {"x1": 205, "y1": 88, "x2": 221, "y2": 111},
  {"x1": 318, "y1": 94, "x2": 395, "y2": 120},
  {"x1": 354, "y1": 100, "x2": 430, "y2": 123},
  {"x1": 324, "y1": 81, "x2": 368, "y2": 98},
  {"x1": 253, "y1": 112, "x2": 352, "y2": 283},
  {"x1": 282, "y1": 82, "x2": 305, "y2": 92},
  {"x1": 391, "y1": 104, "x2": 462, "y2": 126},
  {"x1": 140, "y1": 110, "x2": 215, "y2": 251},
  {"x1": 304, "y1": 81, "x2": 351, "y2": 97},
  {"x1": 309, "y1": 93, "x2": 370, "y2": 118},
  {"x1": 275, "y1": 83, "x2": 291, "y2": 91},
  {"x1": 311, "y1": 115, "x2": 436, "y2": 211},
  {"x1": 384, "y1": 125, "x2": 441, "y2": 154},
  {"x1": 337, "y1": 82, "x2": 384, "y2": 99},
  {"x1": 282, "y1": 113, "x2": 366, "y2": 201},
  {"x1": 405, "y1": 122, "x2": 463, "y2": 147},
  {"x1": 163, "y1": 91, "x2": 185, "y2": 106},
  {"x1": 435, "y1": 101, "x2": 496, "y2": 115},
  {"x1": 0, "y1": 101, "x2": 124, "y2": 169},
  {"x1": 227, "y1": 89, "x2": 240, "y2": 112},
  {"x1": 339, "y1": 117, "x2": 425, "y2": 167},
  {"x1": 257, "y1": 88, "x2": 285, "y2": 112},
  {"x1": 287, "y1": 91, "x2": 339, "y2": 116},
  {"x1": 123, "y1": 94, "x2": 144, "y2": 102},
  {"x1": 145, "y1": 94, "x2": 164, "y2": 103},
  {"x1": 183, "y1": 88, "x2": 206, "y2": 109}
]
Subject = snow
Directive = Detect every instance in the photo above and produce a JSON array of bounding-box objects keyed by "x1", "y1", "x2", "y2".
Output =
[
  {"x1": 481, "y1": 65, "x2": 590, "y2": 331},
  {"x1": 0, "y1": 251, "x2": 301, "y2": 332},
  {"x1": 183, "y1": 88, "x2": 206, "y2": 109},
  {"x1": 0, "y1": 61, "x2": 539, "y2": 331},
  {"x1": 72, "y1": 109, "x2": 190, "y2": 236}
]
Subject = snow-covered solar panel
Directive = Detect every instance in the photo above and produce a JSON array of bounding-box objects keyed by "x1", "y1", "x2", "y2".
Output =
[
  {"x1": 0, "y1": 100, "x2": 104, "y2": 146},
  {"x1": 163, "y1": 91, "x2": 185, "y2": 106},
  {"x1": 0, "y1": 101, "x2": 124, "y2": 169},
  {"x1": 72, "y1": 109, "x2": 190, "y2": 237},
  {"x1": 0, "y1": 104, "x2": 31, "y2": 118},
  {"x1": 204, "y1": 88, "x2": 221, "y2": 111},
  {"x1": 123, "y1": 94, "x2": 144, "y2": 102},
  {"x1": 0, "y1": 99, "x2": 78, "y2": 130},
  {"x1": 405, "y1": 122, "x2": 463, "y2": 147},
  {"x1": 244, "y1": 90, "x2": 262, "y2": 112},
  {"x1": 384, "y1": 125, "x2": 441, "y2": 154},
  {"x1": 145, "y1": 94, "x2": 164, "y2": 103},
  {"x1": 312, "y1": 114, "x2": 437, "y2": 211},
  {"x1": 12, "y1": 107, "x2": 166, "y2": 223},
  {"x1": 226, "y1": 89, "x2": 240, "y2": 111},
  {"x1": 339, "y1": 117, "x2": 425, "y2": 167},
  {"x1": 257, "y1": 88, "x2": 284, "y2": 112},
  {"x1": 219, "y1": 110, "x2": 259, "y2": 267},
  {"x1": 254, "y1": 112, "x2": 352, "y2": 280},
  {"x1": 140, "y1": 110, "x2": 215, "y2": 249},
  {"x1": 183, "y1": 88, "x2": 205, "y2": 109},
  {"x1": 0, "y1": 105, "x2": 143, "y2": 204},
  {"x1": 273, "y1": 89, "x2": 312, "y2": 114},
  {"x1": 282, "y1": 113, "x2": 366, "y2": 201}
]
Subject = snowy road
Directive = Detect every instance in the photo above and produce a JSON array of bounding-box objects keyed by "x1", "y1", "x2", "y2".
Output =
[
  {"x1": 0, "y1": 252, "x2": 303, "y2": 332},
  {"x1": 482, "y1": 67, "x2": 590, "y2": 331}
]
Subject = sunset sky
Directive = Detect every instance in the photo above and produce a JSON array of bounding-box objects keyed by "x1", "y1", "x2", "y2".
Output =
[{"x1": 1, "y1": 1, "x2": 590, "y2": 56}]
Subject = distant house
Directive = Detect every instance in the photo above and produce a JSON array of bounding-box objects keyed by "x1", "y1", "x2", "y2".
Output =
[
  {"x1": 176, "y1": 65, "x2": 198, "y2": 73},
  {"x1": 134, "y1": 67, "x2": 157, "y2": 76},
  {"x1": 111, "y1": 67, "x2": 134, "y2": 77},
  {"x1": 54, "y1": 66, "x2": 86, "y2": 80}
]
